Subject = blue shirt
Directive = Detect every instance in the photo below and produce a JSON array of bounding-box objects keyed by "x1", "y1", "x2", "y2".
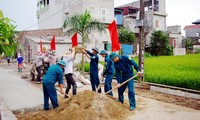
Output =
[
  {"x1": 17, "y1": 56, "x2": 23, "y2": 64},
  {"x1": 114, "y1": 55, "x2": 139, "y2": 83},
  {"x1": 86, "y1": 50, "x2": 99, "y2": 71},
  {"x1": 42, "y1": 64, "x2": 64, "y2": 85},
  {"x1": 104, "y1": 55, "x2": 114, "y2": 75}
]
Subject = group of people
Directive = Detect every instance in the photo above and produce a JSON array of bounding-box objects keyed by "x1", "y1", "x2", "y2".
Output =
[
  {"x1": 40, "y1": 47, "x2": 141, "y2": 111},
  {"x1": 40, "y1": 48, "x2": 77, "y2": 110},
  {"x1": 82, "y1": 48, "x2": 141, "y2": 111},
  {"x1": 6, "y1": 53, "x2": 24, "y2": 72},
  {"x1": 34, "y1": 50, "x2": 58, "y2": 84}
]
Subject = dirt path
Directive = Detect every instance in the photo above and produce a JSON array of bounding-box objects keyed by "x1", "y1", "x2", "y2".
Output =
[{"x1": 128, "y1": 96, "x2": 200, "y2": 120}]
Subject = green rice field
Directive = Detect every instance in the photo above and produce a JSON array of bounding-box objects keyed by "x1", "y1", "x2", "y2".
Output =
[
  {"x1": 135, "y1": 54, "x2": 200, "y2": 90},
  {"x1": 81, "y1": 54, "x2": 200, "y2": 90}
]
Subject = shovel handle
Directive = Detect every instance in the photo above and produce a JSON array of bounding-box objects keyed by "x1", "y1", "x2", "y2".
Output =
[
  {"x1": 56, "y1": 89, "x2": 70, "y2": 98},
  {"x1": 104, "y1": 74, "x2": 138, "y2": 95}
]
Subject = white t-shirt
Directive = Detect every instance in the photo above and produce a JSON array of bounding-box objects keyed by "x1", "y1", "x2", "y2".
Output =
[
  {"x1": 49, "y1": 54, "x2": 58, "y2": 66},
  {"x1": 63, "y1": 53, "x2": 74, "y2": 75}
]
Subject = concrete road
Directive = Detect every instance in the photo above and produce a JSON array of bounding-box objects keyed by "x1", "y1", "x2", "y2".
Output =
[{"x1": 0, "y1": 62, "x2": 43, "y2": 112}]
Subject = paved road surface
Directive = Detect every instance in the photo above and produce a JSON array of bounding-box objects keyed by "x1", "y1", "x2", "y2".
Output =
[
  {"x1": 0, "y1": 62, "x2": 43, "y2": 113},
  {"x1": 0, "y1": 60, "x2": 200, "y2": 120}
]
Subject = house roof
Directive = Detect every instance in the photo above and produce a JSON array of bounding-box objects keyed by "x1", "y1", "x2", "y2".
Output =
[
  {"x1": 24, "y1": 35, "x2": 82, "y2": 44},
  {"x1": 17, "y1": 28, "x2": 63, "y2": 44},
  {"x1": 116, "y1": 6, "x2": 140, "y2": 10},
  {"x1": 24, "y1": 35, "x2": 70, "y2": 44},
  {"x1": 192, "y1": 19, "x2": 200, "y2": 24},
  {"x1": 183, "y1": 24, "x2": 200, "y2": 30},
  {"x1": 115, "y1": 6, "x2": 139, "y2": 15}
]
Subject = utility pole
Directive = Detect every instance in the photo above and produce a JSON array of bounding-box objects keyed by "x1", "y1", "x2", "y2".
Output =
[{"x1": 138, "y1": 0, "x2": 145, "y2": 82}]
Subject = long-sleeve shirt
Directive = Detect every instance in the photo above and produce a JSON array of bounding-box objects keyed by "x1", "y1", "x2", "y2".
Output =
[
  {"x1": 103, "y1": 55, "x2": 114, "y2": 75},
  {"x1": 114, "y1": 55, "x2": 139, "y2": 83},
  {"x1": 35, "y1": 54, "x2": 45, "y2": 67},
  {"x1": 86, "y1": 50, "x2": 99, "y2": 71},
  {"x1": 42, "y1": 64, "x2": 64, "y2": 85},
  {"x1": 63, "y1": 53, "x2": 75, "y2": 74},
  {"x1": 49, "y1": 54, "x2": 58, "y2": 66}
]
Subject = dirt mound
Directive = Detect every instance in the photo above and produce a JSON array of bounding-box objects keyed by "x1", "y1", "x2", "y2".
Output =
[{"x1": 17, "y1": 90, "x2": 129, "y2": 120}]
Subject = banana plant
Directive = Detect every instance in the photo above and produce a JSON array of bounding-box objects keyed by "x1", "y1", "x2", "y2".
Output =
[{"x1": 0, "y1": 10, "x2": 18, "y2": 57}]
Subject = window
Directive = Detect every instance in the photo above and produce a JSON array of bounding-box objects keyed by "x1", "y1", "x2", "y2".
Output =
[
  {"x1": 104, "y1": 43, "x2": 111, "y2": 51},
  {"x1": 155, "y1": 20, "x2": 159, "y2": 28},
  {"x1": 101, "y1": 8, "x2": 106, "y2": 22}
]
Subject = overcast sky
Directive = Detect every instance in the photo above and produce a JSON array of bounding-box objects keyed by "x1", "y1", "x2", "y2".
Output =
[{"x1": 0, "y1": 0, "x2": 199, "y2": 35}]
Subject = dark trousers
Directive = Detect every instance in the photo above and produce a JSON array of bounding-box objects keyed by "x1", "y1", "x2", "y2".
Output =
[
  {"x1": 7, "y1": 59, "x2": 10, "y2": 65},
  {"x1": 104, "y1": 74, "x2": 113, "y2": 96},
  {"x1": 118, "y1": 78, "x2": 136, "y2": 109},
  {"x1": 36, "y1": 66, "x2": 41, "y2": 82},
  {"x1": 65, "y1": 73, "x2": 77, "y2": 95},
  {"x1": 43, "y1": 63, "x2": 49, "y2": 75},
  {"x1": 90, "y1": 71, "x2": 101, "y2": 93},
  {"x1": 42, "y1": 83, "x2": 58, "y2": 110}
]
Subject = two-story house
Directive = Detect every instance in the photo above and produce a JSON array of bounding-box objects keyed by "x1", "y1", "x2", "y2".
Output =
[{"x1": 19, "y1": 0, "x2": 115, "y2": 62}]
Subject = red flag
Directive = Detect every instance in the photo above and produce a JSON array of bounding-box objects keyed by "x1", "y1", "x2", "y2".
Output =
[
  {"x1": 50, "y1": 35, "x2": 56, "y2": 50},
  {"x1": 40, "y1": 39, "x2": 42, "y2": 52},
  {"x1": 108, "y1": 20, "x2": 120, "y2": 52},
  {"x1": 71, "y1": 33, "x2": 78, "y2": 47}
]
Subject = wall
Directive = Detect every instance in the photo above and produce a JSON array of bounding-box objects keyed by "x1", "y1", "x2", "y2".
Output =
[
  {"x1": 38, "y1": 0, "x2": 63, "y2": 29},
  {"x1": 185, "y1": 28, "x2": 200, "y2": 38},
  {"x1": 173, "y1": 48, "x2": 186, "y2": 55},
  {"x1": 83, "y1": 0, "x2": 114, "y2": 23},
  {"x1": 153, "y1": 14, "x2": 166, "y2": 31},
  {"x1": 169, "y1": 33, "x2": 182, "y2": 48}
]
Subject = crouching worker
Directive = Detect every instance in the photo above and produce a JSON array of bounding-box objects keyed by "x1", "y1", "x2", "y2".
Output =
[
  {"x1": 42, "y1": 60, "x2": 66, "y2": 110},
  {"x1": 109, "y1": 52, "x2": 141, "y2": 111}
]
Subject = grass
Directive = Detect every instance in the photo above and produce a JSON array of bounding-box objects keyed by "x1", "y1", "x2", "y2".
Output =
[
  {"x1": 79, "y1": 54, "x2": 200, "y2": 90},
  {"x1": 138, "y1": 54, "x2": 200, "y2": 90}
]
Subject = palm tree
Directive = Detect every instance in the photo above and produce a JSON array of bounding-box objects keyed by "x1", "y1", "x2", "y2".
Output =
[
  {"x1": 183, "y1": 39, "x2": 193, "y2": 53},
  {"x1": 63, "y1": 10, "x2": 105, "y2": 73}
]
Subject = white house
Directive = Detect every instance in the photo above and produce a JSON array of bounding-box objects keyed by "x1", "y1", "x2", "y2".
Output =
[{"x1": 36, "y1": 0, "x2": 115, "y2": 56}]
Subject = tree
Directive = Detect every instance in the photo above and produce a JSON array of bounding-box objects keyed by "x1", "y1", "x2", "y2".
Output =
[
  {"x1": 118, "y1": 27, "x2": 136, "y2": 44},
  {"x1": 63, "y1": 10, "x2": 105, "y2": 73},
  {"x1": 0, "y1": 10, "x2": 17, "y2": 57},
  {"x1": 150, "y1": 30, "x2": 169, "y2": 56},
  {"x1": 183, "y1": 39, "x2": 193, "y2": 53}
]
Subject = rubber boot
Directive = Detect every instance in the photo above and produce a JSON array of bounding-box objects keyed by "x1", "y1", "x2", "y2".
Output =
[{"x1": 18, "y1": 68, "x2": 20, "y2": 72}]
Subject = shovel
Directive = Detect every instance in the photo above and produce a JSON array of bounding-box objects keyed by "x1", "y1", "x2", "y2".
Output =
[
  {"x1": 56, "y1": 89, "x2": 70, "y2": 98},
  {"x1": 97, "y1": 77, "x2": 105, "y2": 91},
  {"x1": 104, "y1": 74, "x2": 138, "y2": 95}
]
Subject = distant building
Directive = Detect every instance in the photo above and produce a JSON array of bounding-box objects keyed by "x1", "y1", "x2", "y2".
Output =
[
  {"x1": 17, "y1": 0, "x2": 116, "y2": 62},
  {"x1": 192, "y1": 19, "x2": 200, "y2": 25},
  {"x1": 115, "y1": 0, "x2": 167, "y2": 46},
  {"x1": 184, "y1": 24, "x2": 200, "y2": 42},
  {"x1": 37, "y1": 0, "x2": 114, "y2": 29},
  {"x1": 17, "y1": 28, "x2": 82, "y2": 62},
  {"x1": 114, "y1": 0, "x2": 167, "y2": 55},
  {"x1": 184, "y1": 24, "x2": 200, "y2": 52},
  {"x1": 166, "y1": 26, "x2": 185, "y2": 55}
]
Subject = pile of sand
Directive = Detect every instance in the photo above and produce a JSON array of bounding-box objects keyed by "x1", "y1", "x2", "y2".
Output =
[{"x1": 17, "y1": 90, "x2": 129, "y2": 120}]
